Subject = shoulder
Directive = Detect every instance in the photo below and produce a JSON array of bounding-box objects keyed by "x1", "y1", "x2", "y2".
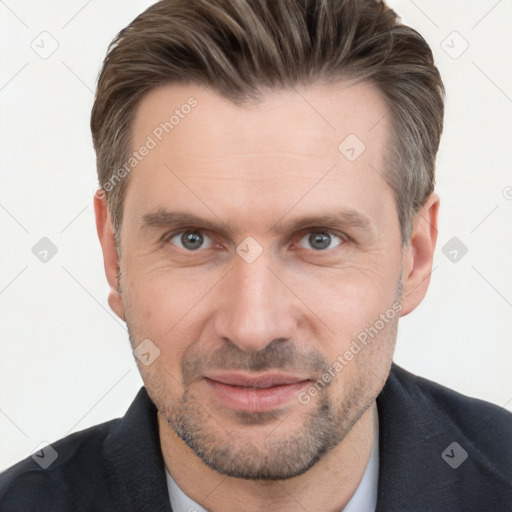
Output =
[
  {"x1": 392, "y1": 364, "x2": 511, "y2": 433},
  {"x1": 385, "y1": 364, "x2": 512, "y2": 476},
  {"x1": 375, "y1": 364, "x2": 512, "y2": 510},
  {"x1": 0, "y1": 418, "x2": 121, "y2": 510}
]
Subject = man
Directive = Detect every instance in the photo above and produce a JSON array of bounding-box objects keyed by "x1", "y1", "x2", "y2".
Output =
[{"x1": 1, "y1": 0, "x2": 510, "y2": 510}]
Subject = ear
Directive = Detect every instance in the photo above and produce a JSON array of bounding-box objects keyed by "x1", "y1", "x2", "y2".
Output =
[
  {"x1": 94, "y1": 191, "x2": 125, "y2": 321},
  {"x1": 400, "y1": 193, "x2": 439, "y2": 317}
]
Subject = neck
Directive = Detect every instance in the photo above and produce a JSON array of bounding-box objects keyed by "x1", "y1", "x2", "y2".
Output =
[{"x1": 158, "y1": 402, "x2": 377, "y2": 512}]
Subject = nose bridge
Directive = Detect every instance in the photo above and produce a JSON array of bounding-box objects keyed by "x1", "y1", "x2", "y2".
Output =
[{"x1": 214, "y1": 254, "x2": 296, "y2": 351}]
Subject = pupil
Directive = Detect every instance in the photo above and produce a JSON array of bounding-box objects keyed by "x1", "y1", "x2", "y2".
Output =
[
  {"x1": 309, "y1": 232, "x2": 331, "y2": 250},
  {"x1": 181, "y1": 232, "x2": 203, "y2": 250}
]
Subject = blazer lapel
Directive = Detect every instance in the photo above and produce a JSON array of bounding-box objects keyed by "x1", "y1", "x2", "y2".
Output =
[
  {"x1": 375, "y1": 363, "x2": 511, "y2": 511},
  {"x1": 103, "y1": 387, "x2": 173, "y2": 512}
]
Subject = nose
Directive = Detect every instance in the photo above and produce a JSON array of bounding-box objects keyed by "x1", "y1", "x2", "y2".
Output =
[{"x1": 213, "y1": 254, "x2": 298, "y2": 352}]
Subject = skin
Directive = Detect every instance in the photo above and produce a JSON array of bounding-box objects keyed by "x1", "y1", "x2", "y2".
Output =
[{"x1": 95, "y1": 81, "x2": 438, "y2": 511}]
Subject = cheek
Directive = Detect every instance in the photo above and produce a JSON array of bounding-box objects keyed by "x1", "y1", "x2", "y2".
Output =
[
  {"x1": 287, "y1": 259, "x2": 400, "y2": 340},
  {"x1": 282, "y1": 259, "x2": 401, "y2": 395},
  {"x1": 124, "y1": 260, "x2": 212, "y2": 333},
  {"x1": 122, "y1": 267, "x2": 223, "y2": 375}
]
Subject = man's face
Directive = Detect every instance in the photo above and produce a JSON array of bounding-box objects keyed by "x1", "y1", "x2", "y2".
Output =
[{"x1": 117, "y1": 81, "x2": 404, "y2": 479}]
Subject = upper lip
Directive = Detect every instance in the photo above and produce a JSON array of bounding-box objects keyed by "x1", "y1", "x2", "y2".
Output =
[{"x1": 204, "y1": 372, "x2": 310, "y2": 388}]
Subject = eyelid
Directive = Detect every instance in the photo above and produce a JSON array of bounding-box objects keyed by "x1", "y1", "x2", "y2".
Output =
[
  {"x1": 292, "y1": 228, "x2": 350, "y2": 250},
  {"x1": 162, "y1": 226, "x2": 206, "y2": 239},
  {"x1": 295, "y1": 228, "x2": 349, "y2": 241},
  {"x1": 162, "y1": 228, "x2": 214, "y2": 249}
]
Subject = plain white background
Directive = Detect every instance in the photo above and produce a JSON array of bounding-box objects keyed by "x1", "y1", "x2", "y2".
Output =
[{"x1": 0, "y1": 0, "x2": 511, "y2": 470}]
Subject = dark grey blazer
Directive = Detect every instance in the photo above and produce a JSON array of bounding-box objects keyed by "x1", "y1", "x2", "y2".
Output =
[{"x1": 1, "y1": 363, "x2": 511, "y2": 511}]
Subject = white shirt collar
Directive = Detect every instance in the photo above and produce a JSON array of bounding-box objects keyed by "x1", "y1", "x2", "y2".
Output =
[
  {"x1": 342, "y1": 409, "x2": 379, "y2": 512},
  {"x1": 165, "y1": 410, "x2": 379, "y2": 512}
]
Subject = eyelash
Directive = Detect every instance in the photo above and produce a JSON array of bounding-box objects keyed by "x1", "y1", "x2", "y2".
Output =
[{"x1": 162, "y1": 228, "x2": 349, "y2": 252}]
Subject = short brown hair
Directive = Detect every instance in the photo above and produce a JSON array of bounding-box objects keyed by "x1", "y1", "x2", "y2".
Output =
[{"x1": 91, "y1": 0, "x2": 445, "y2": 243}]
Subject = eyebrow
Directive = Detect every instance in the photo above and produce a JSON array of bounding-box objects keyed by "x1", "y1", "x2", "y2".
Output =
[
  {"x1": 272, "y1": 211, "x2": 373, "y2": 235},
  {"x1": 140, "y1": 208, "x2": 374, "y2": 236},
  {"x1": 140, "y1": 209, "x2": 231, "y2": 234}
]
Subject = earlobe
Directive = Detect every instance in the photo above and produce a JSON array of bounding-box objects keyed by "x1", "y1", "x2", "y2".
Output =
[
  {"x1": 93, "y1": 192, "x2": 125, "y2": 321},
  {"x1": 400, "y1": 193, "x2": 440, "y2": 317}
]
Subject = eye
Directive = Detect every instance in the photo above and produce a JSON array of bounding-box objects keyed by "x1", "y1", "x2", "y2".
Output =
[
  {"x1": 168, "y1": 230, "x2": 213, "y2": 251},
  {"x1": 297, "y1": 231, "x2": 344, "y2": 251}
]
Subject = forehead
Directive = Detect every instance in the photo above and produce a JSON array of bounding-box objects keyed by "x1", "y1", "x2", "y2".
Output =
[
  {"x1": 124, "y1": 80, "x2": 396, "y2": 238},
  {"x1": 132, "y1": 80, "x2": 390, "y2": 160}
]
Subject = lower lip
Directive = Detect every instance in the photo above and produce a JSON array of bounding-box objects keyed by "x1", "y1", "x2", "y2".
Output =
[{"x1": 204, "y1": 378, "x2": 310, "y2": 412}]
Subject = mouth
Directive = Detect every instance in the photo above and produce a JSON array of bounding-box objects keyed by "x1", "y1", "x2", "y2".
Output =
[{"x1": 203, "y1": 372, "x2": 311, "y2": 412}]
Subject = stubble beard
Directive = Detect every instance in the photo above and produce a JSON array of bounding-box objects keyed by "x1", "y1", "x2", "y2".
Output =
[{"x1": 122, "y1": 277, "x2": 401, "y2": 481}]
